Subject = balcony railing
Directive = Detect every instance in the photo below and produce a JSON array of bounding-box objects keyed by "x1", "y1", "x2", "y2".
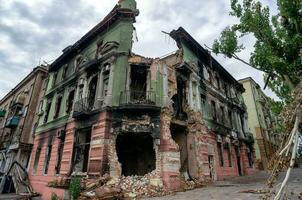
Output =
[
  {"x1": 5, "y1": 116, "x2": 20, "y2": 128},
  {"x1": 0, "y1": 110, "x2": 6, "y2": 118},
  {"x1": 73, "y1": 97, "x2": 95, "y2": 116},
  {"x1": 119, "y1": 90, "x2": 156, "y2": 105},
  {"x1": 10, "y1": 95, "x2": 26, "y2": 108},
  {"x1": 245, "y1": 132, "x2": 255, "y2": 143},
  {"x1": 205, "y1": 119, "x2": 232, "y2": 135}
]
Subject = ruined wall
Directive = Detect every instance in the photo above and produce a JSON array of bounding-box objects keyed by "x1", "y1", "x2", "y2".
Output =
[{"x1": 159, "y1": 107, "x2": 181, "y2": 190}]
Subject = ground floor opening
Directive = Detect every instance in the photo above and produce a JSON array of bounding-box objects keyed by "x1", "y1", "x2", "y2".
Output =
[
  {"x1": 73, "y1": 127, "x2": 92, "y2": 173},
  {"x1": 170, "y1": 123, "x2": 188, "y2": 173},
  {"x1": 116, "y1": 132, "x2": 155, "y2": 176}
]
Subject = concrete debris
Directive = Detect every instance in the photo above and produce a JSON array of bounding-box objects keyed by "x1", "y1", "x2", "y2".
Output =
[
  {"x1": 80, "y1": 171, "x2": 175, "y2": 199},
  {"x1": 95, "y1": 185, "x2": 121, "y2": 199}
]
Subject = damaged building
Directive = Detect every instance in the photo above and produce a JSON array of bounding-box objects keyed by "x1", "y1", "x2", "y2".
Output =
[{"x1": 27, "y1": 0, "x2": 257, "y2": 199}]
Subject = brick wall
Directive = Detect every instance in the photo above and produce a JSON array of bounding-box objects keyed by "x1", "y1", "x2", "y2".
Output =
[
  {"x1": 28, "y1": 123, "x2": 70, "y2": 200},
  {"x1": 88, "y1": 111, "x2": 111, "y2": 175},
  {"x1": 28, "y1": 111, "x2": 111, "y2": 200}
]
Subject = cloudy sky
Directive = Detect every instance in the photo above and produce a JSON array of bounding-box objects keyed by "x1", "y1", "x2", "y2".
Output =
[{"x1": 0, "y1": 0, "x2": 279, "y2": 99}]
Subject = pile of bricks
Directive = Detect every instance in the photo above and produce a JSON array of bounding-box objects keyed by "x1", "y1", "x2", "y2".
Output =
[
  {"x1": 80, "y1": 172, "x2": 171, "y2": 199},
  {"x1": 115, "y1": 172, "x2": 168, "y2": 198}
]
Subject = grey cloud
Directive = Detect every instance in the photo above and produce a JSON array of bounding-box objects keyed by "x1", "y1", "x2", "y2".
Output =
[{"x1": 0, "y1": 0, "x2": 279, "y2": 100}]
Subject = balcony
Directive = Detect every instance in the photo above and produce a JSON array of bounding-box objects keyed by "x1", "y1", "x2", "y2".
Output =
[
  {"x1": 245, "y1": 132, "x2": 255, "y2": 143},
  {"x1": 205, "y1": 119, "x2": 231, "y2": 136},
  {"x1": 5, "y1": 116, "x2": 20, "y2": 128},
  {"x1": 0, "y1": 110, "x2": 6, "y2": 118},
  {"x1": 119, "y1": 90, "x2": 156, "y2": 105},
  {"x1": 73, "y1": 97, "x2": 95, "y2": 117},
  {"x1": 11, "y1": 95, "x2": 26, "y2": 108}
]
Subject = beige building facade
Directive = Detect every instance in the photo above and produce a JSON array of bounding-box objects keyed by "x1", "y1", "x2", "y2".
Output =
[
  {"x1": 238, "y1": 77, "x2": 280, "y2": 169},
  {"x1": 0, "y1": 66, "x2": 48, "y2": 174}
]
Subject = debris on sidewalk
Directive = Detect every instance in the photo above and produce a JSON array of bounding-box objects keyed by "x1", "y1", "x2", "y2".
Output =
[
  {"x1": 239, "y1": 189, "x2": 269, "y2": 194},
  {"x1": 78, "y1": 171, "x2": 207, "y2": 199}
]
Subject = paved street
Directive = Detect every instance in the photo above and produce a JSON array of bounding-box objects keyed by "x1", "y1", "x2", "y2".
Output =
[{"x1": 145, "y1": 168, "x2": 302, "y2": 200}]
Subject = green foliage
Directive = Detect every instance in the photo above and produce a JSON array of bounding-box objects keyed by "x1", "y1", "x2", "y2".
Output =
[
  {"x1": 51, "y1": 192, "x2": 58, "y2": 200},
  {"x1": 213, "y1": 0, "x2": 302, "y2": 103},
  {"x1": 69, "y1": 176, "x2": 82, "y2": 200},
  {"x1": 213, "y1": 27, "x2": 244, "y2": 58},
  {"x1": 267, "y1": 97, "x2": 284, "y2": 115}
]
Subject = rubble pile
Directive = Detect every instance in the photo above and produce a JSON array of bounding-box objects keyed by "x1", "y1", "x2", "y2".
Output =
[
  {"x1": 115, "y1": 172, "x2": 169, "y2": 198},
  {"x1": 80, "y1": 172, "x2": 172, "y2": 199}
]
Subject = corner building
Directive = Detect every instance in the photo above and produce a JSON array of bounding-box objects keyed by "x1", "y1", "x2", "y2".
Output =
[{"x1": 28, "y1": 1, "x2": 257, "y2": 199}]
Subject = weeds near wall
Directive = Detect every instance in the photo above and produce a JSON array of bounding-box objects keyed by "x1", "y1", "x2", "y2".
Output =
[{"x1": 69, "y1": 176, "x2": 81, "y2": 200}]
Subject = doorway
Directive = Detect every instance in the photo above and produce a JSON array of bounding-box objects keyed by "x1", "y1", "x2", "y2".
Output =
[
  {"x1": 88, "y1": 76, "x2": 98, "y2": 109},
  {"x1": 170, "y1": 124, "x2": 188, "y2": 173},
  {"x1": 130, "y1": 65, "x2": 147, "y2": 102},
  {"x1": 208, "y1": 155, "x2": 215, "y2": 180},
  {"x1": 235, "y1": 146, "x2": 242, "y2": 176}
]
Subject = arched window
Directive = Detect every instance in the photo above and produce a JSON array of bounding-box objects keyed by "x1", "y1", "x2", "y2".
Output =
[
  {"x1": 88, "y1": 76, "x2": 98, "y2": 109},
  {"x1": 74, "y1": 54, "x2": 87, "y2": 71}
]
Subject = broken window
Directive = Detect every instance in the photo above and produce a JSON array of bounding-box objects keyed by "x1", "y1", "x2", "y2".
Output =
[
  {"x1": 224, "y1": 83, "x2": 229, "y2": 97},
  {"x1": 33, "y1": 142, "x2": 42, "y2": 175},
  {"x1": 215, "y1": 75, "x2": 220, "y2": 89},
  {"x1": 240, "y1": 114, "x2": 247, "y2": 136},
  {"x1": 43, "y1": 135, "x2": 53, "y2": 174},
  {"x1": 52, "y1": 73, "x2": 58, "y2": 88},
  {"x1": 87, "y1": 76, "x2": 98, "y2": 109},
  {"x1": 55, "y1": 130, "x2": 65, "y2": 174},
  {"x1": 208, "y1": 69, "x2": 212, "y2": 84},
  {"x1": 198, "y1": 61, "x2": 204, "y2": 78},
  {"x1": 66, "y1": 90, "x2": 75, "y2": 114},
  {"x1": 211, "y1": 101, "x2": 217, "y2": 121},
  {"x1": 74, "y1": 55, "x2": 86, "y2": 71},
  {"x1": 130, "y1": 65, "x2": 147, "y2": 102},
  {"x1": 217, "y1": 142, "x2": 224, "y2": 167},
  {"x1": 172, "y1": 77, "x2": 187, "y2": 120},
  {"x1": 43, "y1": 101, "x2": 52, "y2": 123},
  {"x1": 201, "y1": 97, "x2": 206, "y2": 117},
  {"x1": 192, "y1": 81, "x2": 198, "y2": 108},
  {"x1": 116, "y1": 133, "x2": 155, "y2": 176},
  {"x1": 247, "y1": 147, "x2": 253, "y2": 167},
  {"x1": 102, "y1": 71, "x2": 109, "y2": 98},
  {"x1": 228, "y1": 110, "x2": 233, "y2": 129},
  {"x1": 220, "y1": 106, "x2": 225, "y2": 124},
  {"x1": 227, "y1": 143, "x2": 232, "y2": 167},
  {"x1": 171, "y1": 124, "x2": 188, "y2": 173},
  {"x1": 54, "y1": 96, "x2": 63, "y2": 119},
  {"x1": 62, "y1": 65, "x2": 68, "y2": 80},
  {"x1": 78, "y1": 84, "x2": 84, "y2": 99},
  {"x1": 73, "y1": 128, "x2": 91, "y2": 173}
]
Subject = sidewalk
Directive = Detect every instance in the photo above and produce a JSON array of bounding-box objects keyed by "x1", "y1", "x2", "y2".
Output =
[{"x1": 145, "y1": 168, "x2": 302, "y2": 200}]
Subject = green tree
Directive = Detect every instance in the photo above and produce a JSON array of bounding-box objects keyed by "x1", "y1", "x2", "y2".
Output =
[{"x1": 212, "y1": 0, "x2": 302, "y2": 104}]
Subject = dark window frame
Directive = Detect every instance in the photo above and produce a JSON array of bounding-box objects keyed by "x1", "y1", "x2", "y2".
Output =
[
  {"x1": 54, "y1": 96, "x2": 63, "y2": 119},
  {"x1": 217, "y1": 142, "x2": 224, "y2": 167},
  {"x1": 43, "y1": 136, "x2": 53, "y2": 175}
]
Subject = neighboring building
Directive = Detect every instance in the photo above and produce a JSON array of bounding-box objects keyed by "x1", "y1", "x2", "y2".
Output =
[
  {"x1": 0, "y1": 66, "x2": 47, "y2": 192},
  {"x1": 27, "y1": 0, "x2": 256, "y2": 199},
  {"x1": 238, "y1": 77, "x2": 280, "y2": 169}
]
